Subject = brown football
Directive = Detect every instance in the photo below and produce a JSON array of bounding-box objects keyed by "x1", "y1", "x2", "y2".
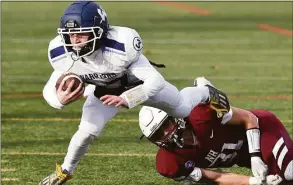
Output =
[{"x1": 55, "y1": 73, "x2": 84, "y2": 92}]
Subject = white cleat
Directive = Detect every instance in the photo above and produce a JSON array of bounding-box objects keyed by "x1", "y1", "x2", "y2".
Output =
[
  {"x1": 194, "y1": 77, "x2": 213, "y2": 87},
  {"x1": 39, "y1": 164, "x2": 72, "y2": 185}
]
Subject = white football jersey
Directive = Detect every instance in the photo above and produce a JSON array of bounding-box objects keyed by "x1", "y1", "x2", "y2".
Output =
[
  {"x1": 43, "y1": 25, "x2": 168, "y2": 109},
  {"x1": 48, "y1": 26, "x2": 143, "y2": 86}
]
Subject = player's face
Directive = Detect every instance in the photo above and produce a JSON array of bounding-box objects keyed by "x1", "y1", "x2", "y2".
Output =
[
  {"x1": 69, "y1": 32, "x2": 91, "y2": 50},
  {"x1": 150, "y1": 117, "x2": 185, "y2": 148},
  {"x1": 150, "y1": 117, "x2": 177, "y2": 144}
]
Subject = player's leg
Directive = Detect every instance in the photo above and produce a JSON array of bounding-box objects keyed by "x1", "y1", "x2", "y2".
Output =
[
  {"x1": 253, "y1": 110, "x2": 293, "y2": 182},
  {"x1": 62, "y1": 94, "x2": 119, "y2": 173},
  {"x1": 145, "y1": 81, "x2": 209, "y2": 118},
  {"x1": 39, "y1": 94, "x2": 119, "y2": 185}
]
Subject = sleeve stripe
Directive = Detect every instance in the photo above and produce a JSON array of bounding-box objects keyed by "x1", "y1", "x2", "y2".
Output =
[
  {"x1": 104, "y1": 38, "x2": 125, "y2": 52},
  {"x1": 50, "y1": 46, "x2": 66, "y2": 59}
]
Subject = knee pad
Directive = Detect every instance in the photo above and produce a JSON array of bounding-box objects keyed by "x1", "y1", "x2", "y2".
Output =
[{"x1": 284, "y1": 160, "x2": 293, "y2": 181}]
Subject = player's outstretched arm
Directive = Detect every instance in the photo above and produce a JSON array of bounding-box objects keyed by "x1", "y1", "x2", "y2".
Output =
[
  {"x1": 227, "y1": 107, "x2": 268, "y2": 181},
  {"x1": 184, "y1": 167, "x2": 263, "y2": 185},
  {"x1": 100, "y1": 54, "x2": 165, "y2": 109}
]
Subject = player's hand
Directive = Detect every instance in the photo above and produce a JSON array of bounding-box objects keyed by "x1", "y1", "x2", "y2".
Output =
[
  {"x1": 100, "y1": 95, "x2": 128, "y2": 108},
  {"x1": 57, "y1": 79, "x2": 84, "y2": 105},
  {"x1": 266, "y1": 174, "x2": 283, "y2": 185},
  {"x1": 249, "y1": 176, "x2": 263, "y2": 185},
  {"x1": 251, "y1": 156, "x2": 268, "y2": 181}
]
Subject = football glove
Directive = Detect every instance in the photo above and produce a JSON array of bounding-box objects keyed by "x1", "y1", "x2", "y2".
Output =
[
  {"x1": 251, "y1": 156, "x2": 268, "y2": 181},
  {"x1": 266, "y1": 174, "x2": 283, "y2": 185}
]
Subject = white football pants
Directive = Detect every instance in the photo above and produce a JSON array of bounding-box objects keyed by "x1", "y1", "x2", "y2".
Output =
[{"x1": 61, "y1": 81, "x2": 209, "y2": 173}]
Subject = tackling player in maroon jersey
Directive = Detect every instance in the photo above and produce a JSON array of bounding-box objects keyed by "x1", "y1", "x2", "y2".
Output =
[{"x1": 139, "y1": 102, "x2": 293, "y2": 185}]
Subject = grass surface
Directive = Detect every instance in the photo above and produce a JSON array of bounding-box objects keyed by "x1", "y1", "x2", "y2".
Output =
[{"x1": 1, "y1": 1, "x2": 292, "y2": 185}]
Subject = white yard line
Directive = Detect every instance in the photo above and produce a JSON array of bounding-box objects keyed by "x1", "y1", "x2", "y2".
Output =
[
  {"x1": 2, "y1": 118, "x2": 137, "y2": 123},
  {"x1": 1, "y1": 178, "x2": 19, "y2": 181},
  {"x1": 2, "y1": 152, "x2": 155, "y2": 157},
  {"x1": 1, "y1": 169, "x2": 17, "y2": 172}
]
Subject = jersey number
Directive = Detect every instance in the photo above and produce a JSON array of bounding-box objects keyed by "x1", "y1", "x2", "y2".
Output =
[{"x1": 208, "y1": 140, "x2": 243, "y2": 167}]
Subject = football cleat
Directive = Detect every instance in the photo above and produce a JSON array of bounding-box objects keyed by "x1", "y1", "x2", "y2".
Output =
[
  {"x1": 193, "y1": 77, "x2": 230, "y2": 115},
  {"x1": 206, "y1": 84, "x2": 230, "y2": 115},
  {"x1": 39, "y1": 163, "x2": 72, "y2": 185},
  {"x1": 193, "y1": 77, "x2": 213, "y2": 87}
]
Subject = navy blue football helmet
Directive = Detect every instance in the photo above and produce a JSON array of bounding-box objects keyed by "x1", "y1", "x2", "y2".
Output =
[{"x1": 58, "y1": 1, "x2": 109, "y2": 58}]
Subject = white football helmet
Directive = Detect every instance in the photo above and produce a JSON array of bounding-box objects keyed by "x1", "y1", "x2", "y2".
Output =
[
  {"x1": 139, "y1": 106, "x2": 186, "y2": 148},
  {"x1": 139, "y1": 106, "x2": 168, "y2": 138}
]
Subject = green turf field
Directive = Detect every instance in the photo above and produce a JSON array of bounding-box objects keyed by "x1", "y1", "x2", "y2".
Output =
[{"x1": 1, "y1": 2, "x2": 292, "y2": 185}]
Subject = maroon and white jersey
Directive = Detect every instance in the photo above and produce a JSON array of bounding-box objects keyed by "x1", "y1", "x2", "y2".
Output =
[{"x1": 156, "y1": 104, "x2": 293, "y2": 181}]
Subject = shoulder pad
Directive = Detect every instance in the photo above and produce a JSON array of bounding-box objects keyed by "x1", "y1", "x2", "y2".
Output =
[
  {"x1": 47, "y1": 36, "x2": 69, "y2": 70},
  {"x1": 105, "y1": 26, "x2": 143, "y2": 65}
]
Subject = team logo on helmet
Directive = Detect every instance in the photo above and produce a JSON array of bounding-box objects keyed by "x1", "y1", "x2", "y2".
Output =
[
  {"x1": 133, "y1": 37, "x2": 143, "y2": 51},
  {"x1": 185, "y1": 160, "x2": 194, "y2": 169}
]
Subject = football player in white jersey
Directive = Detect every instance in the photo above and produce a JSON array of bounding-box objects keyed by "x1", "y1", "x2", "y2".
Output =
[{"x1": 39, "y1": 1, "x2": 229, "y2": 185}]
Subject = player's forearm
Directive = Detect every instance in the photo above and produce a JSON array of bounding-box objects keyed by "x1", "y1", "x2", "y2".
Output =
[
  {"x1": 229, "y1": 107, "x2": 259, "y2": 129},
  {"x1": 201, "y1": 168, "x2": 251, "y2": 185},
  {"x1": 142, "y1": 73, "x2": 165, "y2": 97},
  {"x1": 43, "y1": 71, "x2": 65, "y2": 109},
  {"x1": 43, "y1": 82, "x2": 64, "y2": 109},
  {"x1": 128, "y1": 54, "x2": 165, "y2": 97}
]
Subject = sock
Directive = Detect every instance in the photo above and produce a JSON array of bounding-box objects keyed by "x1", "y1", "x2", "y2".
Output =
[
  {"x1": 61, "y1": 129, "x2": 95, "y2": 174},
  {"x1": 169, "y1": 86, "x2": 209, "y2": 117}
]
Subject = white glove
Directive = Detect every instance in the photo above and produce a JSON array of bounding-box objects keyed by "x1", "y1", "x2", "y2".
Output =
[
  {"x1": 251, "y1": 156, "x2": 268, "y2": 181},
  {"x1": 266, "y1": 174, "x2": 283, "y2": 185},
  {"x1": 194, "y1": 77, "x2": 213, "y2": 87},
  {"x1": 249, "y1": 176, "x2": 263, "y2": 185}
]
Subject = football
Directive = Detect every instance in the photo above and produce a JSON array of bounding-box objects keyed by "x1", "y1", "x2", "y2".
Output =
[{"x1": 55, "y1": 73, "x2": 84, "y2": 92}]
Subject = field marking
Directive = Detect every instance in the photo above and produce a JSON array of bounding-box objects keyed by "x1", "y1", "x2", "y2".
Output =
[
  {"x1": 2, "y1": 117, "x2": 292, "y2": 124},
  {"x1": 1, "y1": 168, "x2": 16, "y2": 172},
  {"x1": 2, "y1": 118, "x2": 137, "y2": 123},
  {"x1": 154, "y1": 1, "x2": 292, "y2": 37},
  {"x1": 1, "y1": 178, "x2": 19, "y2": 182},
  {"x1": 154, "y1": 1, "x2": 210, "y2": 15},
  {"x1": 259, "y1": 24, "x2": 293, "y2": 36},
  {"x1": 2, "y1": 152, "x2": 155, "y2": 157}
]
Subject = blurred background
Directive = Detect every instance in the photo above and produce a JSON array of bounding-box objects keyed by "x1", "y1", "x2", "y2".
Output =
[{"x1": 1, "y1": 1, "x2": 292, "y2": 185}]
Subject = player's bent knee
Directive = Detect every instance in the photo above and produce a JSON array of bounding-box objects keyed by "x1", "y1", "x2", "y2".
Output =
[
  {"x1": 74, "y1": 129, "x2": 96, "y2": 147},
  {"x1": 284, "y1": 160, "x2": 293, "y2": 181}
]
